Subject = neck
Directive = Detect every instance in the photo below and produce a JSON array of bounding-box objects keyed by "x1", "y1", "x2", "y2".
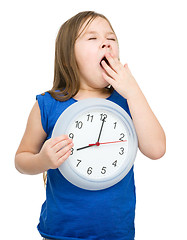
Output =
[{"x1": 73, "y1": 87, "x2": 111, "y2": 100}]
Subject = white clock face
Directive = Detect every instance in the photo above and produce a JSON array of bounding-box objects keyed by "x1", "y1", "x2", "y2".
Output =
[
  {"x1": 52, "y1": 98, "x2": 138, "y2": 190},
  {"x1": 67, "y1": 109, "x2": 129, "y2": 181}
]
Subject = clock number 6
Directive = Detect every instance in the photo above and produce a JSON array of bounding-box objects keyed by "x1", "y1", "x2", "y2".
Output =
[{"x1": 87, "y1": 167, "x2": 93, "y2": 175}]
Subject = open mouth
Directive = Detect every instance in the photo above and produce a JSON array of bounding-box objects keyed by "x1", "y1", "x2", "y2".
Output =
[{"x1": 100, "y1": 56, "x2": 110, "y2": 68}]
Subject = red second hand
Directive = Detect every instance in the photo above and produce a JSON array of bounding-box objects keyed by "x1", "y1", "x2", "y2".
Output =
[{"x1": 89, "y1": 140, "x2": 127, "y2": 147}]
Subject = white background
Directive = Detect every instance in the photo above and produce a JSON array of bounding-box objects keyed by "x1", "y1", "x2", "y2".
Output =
[{"x1": 1, "y1": 0, "x2": 187, "y2": 239}]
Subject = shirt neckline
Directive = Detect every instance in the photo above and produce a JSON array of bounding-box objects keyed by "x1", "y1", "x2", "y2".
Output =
[{"x1": 72, "y1": 90, "x2": 115, "y2": 102}]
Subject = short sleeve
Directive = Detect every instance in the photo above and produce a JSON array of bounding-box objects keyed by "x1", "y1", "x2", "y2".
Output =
[
  {"x1": 123, "y1": 98, "x2": 132, "y2": 118},
  {"x1": 36, "y1": 94, "x2": 48, "y2": 134},
  {"x1": 110, "y1": 90, "x2": 132, "y2": 118}
]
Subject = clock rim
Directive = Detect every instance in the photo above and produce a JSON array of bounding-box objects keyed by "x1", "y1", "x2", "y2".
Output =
[{"x1": 52, "y1": 98, "x2": 138, "y2": 190}]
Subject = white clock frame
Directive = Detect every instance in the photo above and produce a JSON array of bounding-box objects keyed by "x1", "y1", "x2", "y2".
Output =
[{"x1": 52, "y1": 98, "x2": 138, "y2": 190}]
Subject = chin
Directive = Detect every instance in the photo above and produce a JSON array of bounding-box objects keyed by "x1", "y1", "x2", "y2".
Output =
[
  {"x1": 95, "y1": 83, "x2": 109, "y2": 89},
  {"x1": 102, "y1": 82, "x2": 111, "y2": 89},
  {"x1": 98, "y1": 77, "x2": 110, "y2": 88}
]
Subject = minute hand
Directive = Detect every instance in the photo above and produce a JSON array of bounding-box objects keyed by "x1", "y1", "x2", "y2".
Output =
[
  {"x1": 89, "y1": 140, "x2": 127, "y2": 146},
  {"x1": 77, "y1": 140, "x2": 127, "y2": 151}
]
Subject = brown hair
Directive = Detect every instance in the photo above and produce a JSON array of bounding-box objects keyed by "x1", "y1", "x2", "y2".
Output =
[{"x1": 47, "y1": 11, "x2": 116, "y2": 101}]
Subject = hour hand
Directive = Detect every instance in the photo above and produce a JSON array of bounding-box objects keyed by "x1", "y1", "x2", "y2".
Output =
[{"x1": 76, "y1": 145, "x2": 93, "y2": 151}]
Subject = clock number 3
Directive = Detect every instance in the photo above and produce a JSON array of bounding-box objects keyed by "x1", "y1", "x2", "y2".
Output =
[{"x1": 119, "y1": 147, "x2": 125, "y2": 155}]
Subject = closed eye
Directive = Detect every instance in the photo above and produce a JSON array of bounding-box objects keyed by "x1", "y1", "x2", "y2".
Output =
[
  {"x1": 88, "y1": 37, "x2": 97, "y2": 40},
  {"x1": 107, "y1": 38, "x2": 116, "y2": 41}
]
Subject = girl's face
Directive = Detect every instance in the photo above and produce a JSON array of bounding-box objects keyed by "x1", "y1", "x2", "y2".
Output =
[{"x1": 75, "y1": 17, "x2": 119, "y2": 90}]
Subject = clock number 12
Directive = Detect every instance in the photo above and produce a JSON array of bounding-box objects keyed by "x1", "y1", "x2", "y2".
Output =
[{"x1": 100, "y1": 113, "x2": 107, "y2": 121}]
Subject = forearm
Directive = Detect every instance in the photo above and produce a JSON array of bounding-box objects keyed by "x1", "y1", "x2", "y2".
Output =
[
  {"x1": 15, "y1": 152, "x2": 47, "y2": 175},
  {"x1": 126, "y1": 86, "x2": 166, "y2": 159},
  {"x1": 15, "y1": 135, "x2": 73, "y2": 175},
  {"x1": 101, "y1": 53, "x2": 166, "y2": 159}
]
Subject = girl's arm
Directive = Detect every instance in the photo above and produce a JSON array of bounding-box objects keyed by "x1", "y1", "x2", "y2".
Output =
[
  {"x1": 15, "y1": 101, "x2": 73, "y2": 175},
  {"x1": 126, "y1": 86, "x2": 166, "y2": 159},
  {"x1": 102, "y1": 53, "x2": 166, "y2": 160}
]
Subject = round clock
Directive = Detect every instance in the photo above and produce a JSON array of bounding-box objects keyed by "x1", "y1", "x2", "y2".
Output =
[{"x1": 52, "y1": 98, "x2": 138, "y2": 191}]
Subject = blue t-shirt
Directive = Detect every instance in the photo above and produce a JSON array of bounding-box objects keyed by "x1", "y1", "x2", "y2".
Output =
[{"x1": 36, "y1": 90, "x2": 136, "y2": 240}]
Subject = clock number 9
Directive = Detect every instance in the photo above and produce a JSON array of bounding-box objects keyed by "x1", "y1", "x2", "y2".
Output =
[{"x1": 69, "y1": 133, "x2": 74, "y2": 139}]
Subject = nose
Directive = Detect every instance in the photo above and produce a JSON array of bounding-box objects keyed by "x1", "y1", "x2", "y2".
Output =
[{"x1": 101, "y1": 40, "x2": 111, "y2": 49}]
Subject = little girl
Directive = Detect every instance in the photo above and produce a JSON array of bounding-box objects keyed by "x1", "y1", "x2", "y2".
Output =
[{"x1": 15, "y1": 11, "x2": 166, "y2": 240}]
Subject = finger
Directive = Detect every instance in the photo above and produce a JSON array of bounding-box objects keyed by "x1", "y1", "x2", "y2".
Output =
[
  {"x1": 101, "y1": 60, "x2": 117, "y2": 79},
  {"x1": 50, "y1": 135, "x2": 69, "y2": 148},
  {"x1": 56, "y1": 142, "x2": 73, "y2": 159},
  {"x1": 105, "y1": 53, "x2": 122, "y2": 72},
  {"x1": 102, "y1": 72, "x2": 116, "y2": 86},
  {"x1": 57, "y1": 149, "x2": 72, "y2": 166},
  {"x1": 53, "y1": 138, "x2": 73, "y2": 153}
]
